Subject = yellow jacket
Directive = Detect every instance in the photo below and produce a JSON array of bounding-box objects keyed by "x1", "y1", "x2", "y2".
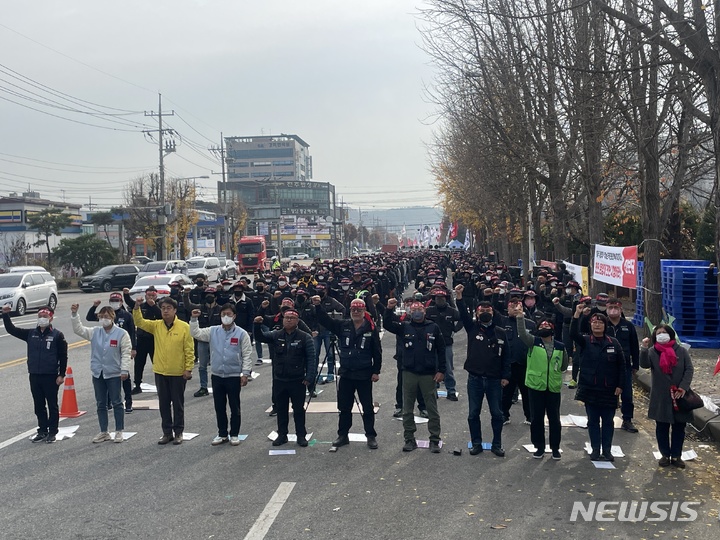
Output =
[{"x1": 133, "y1": 308, "x2": 195, "y2": 376}]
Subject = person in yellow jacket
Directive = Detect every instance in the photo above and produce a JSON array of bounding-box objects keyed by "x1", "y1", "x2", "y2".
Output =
[
  {"x1": 514, "y1": 304, "x2": 568, "y2": 461},
  {"x1": 133, "y1": 295, "x2": 194, "y2": 445}
]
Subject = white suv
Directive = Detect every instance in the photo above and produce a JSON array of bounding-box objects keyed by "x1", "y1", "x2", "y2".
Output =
[
  {"x1": 0, "y1": 271, "x2": 58, "y2": 316},
  {"x1": 186, "y1": 257, "x2": 221, "y2": 283}
]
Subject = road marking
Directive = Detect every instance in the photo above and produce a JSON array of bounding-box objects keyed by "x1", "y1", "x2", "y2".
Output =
[
  {"x1": 0, "y1": 428, "x2": 37, "y2": 450},
  {"x1": 0, "y1": 340, "x2": 89, "y2": 370},
  {"x1": 243, "y1": 482, "x2": 296, "y2": 540}
]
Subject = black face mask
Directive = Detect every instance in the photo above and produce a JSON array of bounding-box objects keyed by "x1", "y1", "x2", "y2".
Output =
[
  {"x1": 196, "y1": 281, "x2": 205, "y2": 287},
  {"x1": 478, "y1": 312, "x2": 493, "y2": 324},
  {"x1": 205, "y1": 295, "x2": 215, "y2": 304},
  {"x1": 537, "y1": 328, "x2": 554, "y2": 338},
  {"x1": 234, "y1": 290, "x2": 243, "y2": 297},
  {"x1": 255, "y1": 285, "x2": 264, "y2": 292}
]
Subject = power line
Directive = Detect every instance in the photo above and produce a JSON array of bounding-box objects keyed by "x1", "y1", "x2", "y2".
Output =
[
  {"x1": 0, "y1": 22, "x2": 157, "y2": 95},
  {"x1": 0, "y1": 156, "x2": 152, "y2": 174},
  {"x1": 0, "y1": 150, "x2": 153, "y2": 170},
  {"x1": 0, "y1": 94, "x2": 143, "y2": 132}
]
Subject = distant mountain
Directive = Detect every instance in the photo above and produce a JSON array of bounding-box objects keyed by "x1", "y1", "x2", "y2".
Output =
[{"x1": 346, "y1": 206, "x2": 442, "y2": 234}]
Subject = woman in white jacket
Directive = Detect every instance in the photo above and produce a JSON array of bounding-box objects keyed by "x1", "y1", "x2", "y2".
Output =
[{"x1": 71, "y1": 303, "x2": 132, "y2": 443}]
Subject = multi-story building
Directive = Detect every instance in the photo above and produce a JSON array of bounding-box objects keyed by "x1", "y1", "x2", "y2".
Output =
[
  {"x1": 220, "y1": 134, "x2": 339, "y2": 258},
  {"x1": 0, "y1": 192, "x2": 82, "y2": 265}
]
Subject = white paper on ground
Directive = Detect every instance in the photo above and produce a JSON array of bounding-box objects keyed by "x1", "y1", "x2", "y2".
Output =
[
  {"x1": 568, "y1": 414, "x2": 588, "y2": 428},
  {"x1": 139, "y1": 383, "x2": 157, "y2": 392},
  {"x1": 306, "y1": 389, "x2": 323, "y2": 396},
  {"x1": 416, "y1": 440, "x2": 443, "y2": 448},
  {"x1": 53, "y1": 425, "x2": 80, "y2": 440},
  {"x1": 467, "y1": 442, "x2": 493, "y2": 450},
  {"x1": 560, "y1": 415, "x2": 578, "y2": 427},
  {"x1": 584, "y1": 442, "x2": 624, "y2": 457},
  {"x1": 267, "y1": 431, "x2": 313, "y2": 442},
  {"x1": 652, "y1": 449, "x2": 697, "y2": 461},
  {"x1": 348, "y1": 433, "x2": 367, "y2": 442},
  {"x1": 182, "y1": 432, "x2": 200, "y2": 441},
  {"x1": 395, "y1": 415, "x2": 430, "y2": 424},
  {"x1": 261, "y1": 359, "x2": 272, "y2": 364},
  {"x1": 437, "y1": 391, "x2": 447, "y2": 397},
  {"x1": 269, "y1": 449, "x2": 296, "y2": 455},
  {"x1": 592, "y1": 460, "x2": 616, "y2": 469},
  {"x1": 250, "y1": 371, "x2": 260, "y2": 379},
  {"x1": 237, "y1": 434, "x2": 248, "y2": 441},
  {"x1": 109, "y1": 431, "x2": 137, "y2": 440}
]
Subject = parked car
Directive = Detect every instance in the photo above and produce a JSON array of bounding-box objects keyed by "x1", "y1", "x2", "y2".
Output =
[
  {"x1": 130, "y1": 256, "x2": 152, "y2": 265},
  {"x1": 128, "y1": 274, "x2": 193, "y2": 298},
  {"x1": 79, "y1": 264, "x2": 140, "y2": 293},
  {"x1": 8, "y1": 266, "x2": 48, "y2": 273},
  {"x1": 136, "y1": 260, "x2": 187, "y2": 281},
  {"x1": 216, "y1": 256, "x2": 237, "y2": 280},
  {"x1": 290, "y1": 253, "x2": 310, "y2": 260},
  {"x1": 0, "y1": 270, "x2": 58, "y2": 316},
  {"x1": 186, "y1": 256, "x2": 221, "y2": 282}
]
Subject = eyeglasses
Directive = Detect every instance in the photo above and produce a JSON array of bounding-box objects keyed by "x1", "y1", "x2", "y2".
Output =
[
  {"x1": 350, "y1": 307, "x2": 365, "y2": 313},
  {"x1": 160, "y1": 306, "x2": 175, "y2": 311}
]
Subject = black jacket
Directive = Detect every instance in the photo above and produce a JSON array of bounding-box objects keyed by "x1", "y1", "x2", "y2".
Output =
[
  {"x1": 571, "y1": 317, "x2": 626, "y2": 408},
  {"x1": 499, "y1": 314, "x2": 535, "y2": 366},
  {"x1": 316, "y1": 307, "x2": 381, "y2": 379},
  {"x1": 3, "y1": 313, "x2": 68, "y2": 376},
  {"x1": 383, "y1": 308, "x2": 446, "y2": 376},
  {"x1": 456, "y1": 299, "x2": 511, "y2": 379},
  {"x1": 425, "y1": 304, "x2": 462, "y2": 344},
  {"x1": 254, "y1": 326, "x2": 316, "y2": 383}
]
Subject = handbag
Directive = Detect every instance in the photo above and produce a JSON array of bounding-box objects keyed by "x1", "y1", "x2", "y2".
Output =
[{"x1": 676, "y1": 388, "x2": 704, "y2": 412}]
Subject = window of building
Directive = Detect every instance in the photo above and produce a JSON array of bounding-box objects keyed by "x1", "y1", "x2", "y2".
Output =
[
  {"x1": 252, "y1": 162, "x2": 271, "y2": 167},
  {"x1": 272, "y1": 160, "x2": 294, "y2": 167}
]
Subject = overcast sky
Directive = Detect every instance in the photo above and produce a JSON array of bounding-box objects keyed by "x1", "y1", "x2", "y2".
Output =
[{"x1": 0, "y1": 1, "x2": 440, "y2": 213}]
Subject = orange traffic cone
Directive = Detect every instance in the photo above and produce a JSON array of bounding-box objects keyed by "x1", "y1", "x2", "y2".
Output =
[{"x1": 59, "y1": 366, "x2": 86, "y2": 418}]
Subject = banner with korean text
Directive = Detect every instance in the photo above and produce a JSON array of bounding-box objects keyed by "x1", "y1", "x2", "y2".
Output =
[{"x1": 593, "y1": 244, "x2": 638, "y2": 288}]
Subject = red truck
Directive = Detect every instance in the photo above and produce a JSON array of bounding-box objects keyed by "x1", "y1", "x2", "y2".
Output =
[
  {"x1": 381, "y1": 244, "x2": 399, "y2": 253},
  {"x1": 237, "y1": 235, "x2": 267, "y2": 273}
]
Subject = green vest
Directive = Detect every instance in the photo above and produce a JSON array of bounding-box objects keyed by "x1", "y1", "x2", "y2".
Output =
[
  {"x1": 271, "y1": 260, "x2": 281, "y2": 270},
  {"x1": 525, "y1": 339, "x2": 565, "y2": 393}
]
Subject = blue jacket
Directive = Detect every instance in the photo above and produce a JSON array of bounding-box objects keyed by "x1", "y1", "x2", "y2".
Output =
[
  {"x1": 3, "y1": 313, "x2": 68, "y2": 376},
  {"x1": 71, "y1": 315, "x2": 131, "y2": 378},
  {"x1": 190, "y1": 321, "x2": 253, "y2": 377}
]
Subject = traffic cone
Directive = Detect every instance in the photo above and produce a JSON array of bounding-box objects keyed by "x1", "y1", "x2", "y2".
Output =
[{"x1": 59, "y1": 366, "x2": 86, "y2": 418}]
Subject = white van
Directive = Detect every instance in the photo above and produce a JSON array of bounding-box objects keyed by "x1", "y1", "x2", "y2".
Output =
[{"x1": 186, "y1": 256, "x2": 221, "y2": 282}]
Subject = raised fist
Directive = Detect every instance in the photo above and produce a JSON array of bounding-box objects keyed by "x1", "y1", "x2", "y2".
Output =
[
  {"x1": 123, "y1": 288, "x2": 130, "y2": 295},
  {"x1": 93, "y1": 299, "x2": 102, "y2": 307},
  {"x1": 253, "y1": 316, "x2": 264, "y2": 324},
  {"x1": 191, "y1": 309, "x2": 201, "y2": 318},
  {"x1": 261, "y1": 300, "x2": 270, "y2": 308},
  {"x1": 310, "y1": 295, "x2": 321, "y2": 305},
  {"x1": 70, "y1": 304, "x2": 79, "y2": 314},
  {"x1": 387, "y1": 298, "x2": 398, "y2": 309}
]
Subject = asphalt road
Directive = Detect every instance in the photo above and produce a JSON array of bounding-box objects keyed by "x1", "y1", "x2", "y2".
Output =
[{"x1": 0, "y1": 289, "x2": 718, "y2": 540}]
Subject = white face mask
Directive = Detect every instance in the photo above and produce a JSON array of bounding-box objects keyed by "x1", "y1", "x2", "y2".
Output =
[
  {"x1": 109, "y1": 302, "x2": 122, "y2": 310},
  {"x1": 221, "y1": 315, "x2": 234, "y2": 326},
  {"x1": 37, "y1": 317, "x2": 50, "y2": 328},
  {"x1": 656, "y1": 333, "x2": 671, "y2": 344},
  {"x1": 278, "y1": 281, "x2": 287, "y2": 287},
  {"x1": 100, "y1": 318, "x2": 113, "y2": 328},
  {"x1": 565, "y1": 288, "x2": 573, "y2": 295},
  {"x1": 223, "y1": 285, "x2": 232, "y2": 291}
]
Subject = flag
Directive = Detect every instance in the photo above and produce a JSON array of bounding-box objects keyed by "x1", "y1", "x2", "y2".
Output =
[
  {"x1": 714, "y1": 355, "x2": 720, "y2": 376},
  {"x1": 449, "y1": 221, "x2": 458, "y2": 239},
  {"x1": 464, "y1": 229, "x2": 471, "y2": 250},
  {"x1": 401, "y1": 224, "x2": 406, "y2": 239}
]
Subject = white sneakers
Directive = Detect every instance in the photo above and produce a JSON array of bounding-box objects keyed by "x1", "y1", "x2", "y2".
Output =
[
  {"x1": 212, "y1": 435, "x2": 241, "y2": 446},
  {"x1": 211, "y1": 436, "x2": 229, "y2": 446},
  {"x1": 114, "y1": 431, "x2": 124, "y2": 443},
  {"x1": 92, "y1": 432, "x2": 111, "y2": 443}
]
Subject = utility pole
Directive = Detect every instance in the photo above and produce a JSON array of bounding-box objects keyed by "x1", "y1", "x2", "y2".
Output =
[
  {"x1": 144, "y1": 93, "x2": 175, "y2": 260},
  {"x1": 211, "y1": 133, "x2": 233, "y2": 259}
]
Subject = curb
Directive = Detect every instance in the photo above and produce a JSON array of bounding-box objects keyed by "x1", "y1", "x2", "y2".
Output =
[
  {"x1": 58, "y1": 289, "x2": 83, "y2": 295},
  {"x1": 635, "y1": 371, "x2": 720, "y2": 441}
]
